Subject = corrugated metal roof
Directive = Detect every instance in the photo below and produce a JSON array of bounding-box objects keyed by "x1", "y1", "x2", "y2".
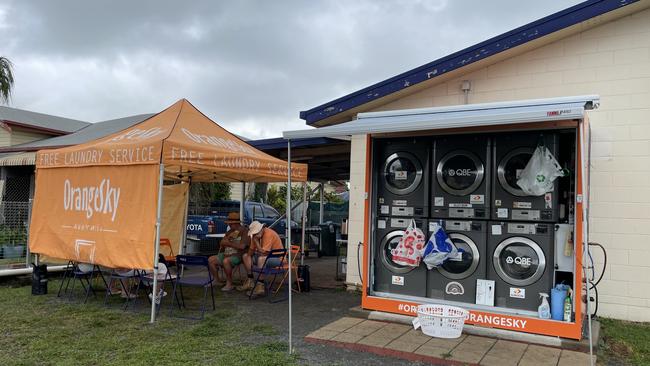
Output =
[
  {"x1": 0, "y1": 113, "x2": 154, "y2": 153},
  {"x1": 284, "y1": 95, "x2": 599, "y2": 139},
  {"x1": 0, "y1": 106, "x2": 89, "y2": 133},
  {"x1": 299, "y1": 0, "x2": 641, "y2": 125}
]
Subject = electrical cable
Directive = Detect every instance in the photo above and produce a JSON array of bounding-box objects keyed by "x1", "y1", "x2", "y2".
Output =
[
  {"x1": 357, "y1": 241, "x2": 364, "y2": 286},
  {"x1": 586, "y1": 242, "x2": 607, "y2": 318}
]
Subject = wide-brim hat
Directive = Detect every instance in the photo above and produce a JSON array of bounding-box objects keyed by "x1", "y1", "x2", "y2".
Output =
[
  {"x1": 224, "y1": 212, "x2": 241, "y2": 224},
  {"x1": 248, "y1": 221, "x2": 264, "y2": 237}
]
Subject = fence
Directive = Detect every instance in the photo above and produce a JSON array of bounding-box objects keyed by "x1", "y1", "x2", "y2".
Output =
[{"x1": 0, "y1": 201, "x2": 31, "y2": 269}]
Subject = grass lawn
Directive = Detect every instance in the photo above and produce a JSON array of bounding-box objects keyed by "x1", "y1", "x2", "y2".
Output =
[
  {"x1": 0, "y1": 277, "x2": 298, "y2": 366},
  {"x1": 599, "y1": 317, "x2": 650, "y2": 365}
]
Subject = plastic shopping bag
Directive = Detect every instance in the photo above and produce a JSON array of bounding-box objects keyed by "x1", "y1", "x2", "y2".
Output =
[
  {"x1": 390, "y1": 219, "x2": 427, "y2": 267},
  {"x1": 422, "y1": 222, "x2": 458, "y2": 270},
  {"x1": 516, "y1": 145, "x2": 564, "y2": 196}
]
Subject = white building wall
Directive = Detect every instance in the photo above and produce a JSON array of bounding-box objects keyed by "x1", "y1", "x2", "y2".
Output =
[
  {"x1": 346, "y1": 8, "x2": 650, "y2": 321},
  {"x1": 345, "y1": 134, "x2": 367, "y2": 288}
]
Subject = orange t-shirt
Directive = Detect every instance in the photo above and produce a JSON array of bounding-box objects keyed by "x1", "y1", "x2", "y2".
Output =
[{"x1": 257, "y1": 228, "x2": 283, "y2": 254}]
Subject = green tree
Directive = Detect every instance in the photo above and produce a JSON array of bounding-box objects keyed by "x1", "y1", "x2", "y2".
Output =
[
  {"x1": 0, "y1": 57, "x2": 14, "y2": 104},
  {"x1": 189, "y1": 182, "x2": 231, "y2": 206},
  {"x1": 265, "y1": 184, "x2": 302, "y2": 213}
]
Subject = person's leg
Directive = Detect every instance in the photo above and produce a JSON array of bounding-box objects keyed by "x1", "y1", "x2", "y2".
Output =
[
  {"x1": 236, "y1": 253, "x2": 254, "y2": 291},
  {"x1": 208, "y1": 254, "x2": 223, "y2": 283},
  {"x1": 222, "y1": 257, "x2": 234, "y2": 291},
  {"x1": 250, "y1": 255, "x2": 268, "y2": 296}
]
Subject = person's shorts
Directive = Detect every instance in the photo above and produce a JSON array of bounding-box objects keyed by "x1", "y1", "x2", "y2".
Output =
[
  {"x1": 253, "y1": 253, "x2": 282, "y2": 268},
  {"x1": 217, "y1": 252, "x2": 242, "y2": 266}
]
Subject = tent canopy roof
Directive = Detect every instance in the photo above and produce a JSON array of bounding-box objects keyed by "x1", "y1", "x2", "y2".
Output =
[{"x1": 36, "y1": 99, "x2": 307, "y2": 182}]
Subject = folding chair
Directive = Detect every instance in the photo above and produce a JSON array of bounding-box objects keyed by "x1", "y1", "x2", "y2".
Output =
[
  {"x1": 56, "y1": 261, "x2": 75, "y2": 297},
  {"x1": 249, "y1": 248, "x2": 288, "y2": 303},
  {"x1": 169, "y1": 255, "x2": 215, "y2": 319},
  {"x1": 159, "y1": 238, "x2": 177, "y2": 266},
  {"x1": 275, "y1": 245, "x2": 302, "y2": 294},
  {"x1": 103, "y1": 269, "x2": 140, "y2": 310},
  {"x1": 65, "y1": 263, "x2": 108, "y2": 303}
]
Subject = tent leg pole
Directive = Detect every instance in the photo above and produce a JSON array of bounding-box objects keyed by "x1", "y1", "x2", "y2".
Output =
[
  {"x1": 150, "y1": 163, "x2": 165, "y2": 324},
  {"x1": 180, "y1": 179, "x2": 190, "y2": 255},
  {"x1": 240, "y1": 182, "x2": 245, "y2": 222},
  {"x1": 301, "y1": 182, "x2": 307, "y2": 267},
  {"x1": 319, "y1": 183, "x2": 324, "y2": 224},
  {"x1": 287, "y1": 140, "x2": 293, "y2": 355}
]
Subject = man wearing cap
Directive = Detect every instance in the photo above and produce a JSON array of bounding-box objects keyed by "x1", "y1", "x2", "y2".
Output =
[
  {"x1": 207, "y1": 212, "x2": 250, "y2": 292},
  {"x1": 237, "y1": 220, "x2": 284, "y2": 296}
]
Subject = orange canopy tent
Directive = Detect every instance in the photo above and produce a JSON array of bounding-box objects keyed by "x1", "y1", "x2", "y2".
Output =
[{"x1": 28, "y1": 99, "x2": 307, "y2": 321}]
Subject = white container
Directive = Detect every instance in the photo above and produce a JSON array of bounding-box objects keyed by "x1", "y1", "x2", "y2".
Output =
[{"x1": 415, "y1": 304, "x2": 468, "y2": 338}]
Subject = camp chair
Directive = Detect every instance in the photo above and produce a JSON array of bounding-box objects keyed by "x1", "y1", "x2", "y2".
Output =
[
  {"x1": 65, "y1": 262, "x2": 108, "y2": 303},
  {"x1": 249, "y1": 248, "x2": 288, "y2": 303},
  {"x1": 159, "y1": 238, "x2": 177, "y2": 266},
  {"x1": 103, "y1": 269, "x2": 141, "y2": 310},
  {"x1": 169, "y1": 255, "x2": 215, "y2": 319},
  {"x1": 275, "y1": 245, "x2": 302, "y2": 294}
]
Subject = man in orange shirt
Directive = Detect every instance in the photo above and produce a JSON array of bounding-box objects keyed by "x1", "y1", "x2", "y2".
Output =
[{"x1": 237, "y1": 221, "x2": 284, "y2": 296}]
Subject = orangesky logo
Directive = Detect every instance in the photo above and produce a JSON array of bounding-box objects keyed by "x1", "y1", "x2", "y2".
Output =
[
  {"x1": 63, "y1": 179, "x2": 121, "y2": 221},
  {"x1": 109, "y1": 127, "x2": 165, "y2": 142}
]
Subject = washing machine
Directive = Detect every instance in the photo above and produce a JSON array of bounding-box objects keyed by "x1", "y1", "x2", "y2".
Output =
[
  {"x1": 373, "y1": 216, "x2": 428, "y2": 297},
  {"x1": 431, "y1": 134, "x2": 490, "y2": 219},
  {"x1": 492, "y1": 132, "x2": 560, "y2": 222},
  {"x1": 375, "y1": 137, "x2": 429, "y2": 218},
  {"x1": 426, "y1": 219, "x2": 487, "y2": 304},
  {"x1": 487, "y1": 221, "x2": 555, "y2": 312}
]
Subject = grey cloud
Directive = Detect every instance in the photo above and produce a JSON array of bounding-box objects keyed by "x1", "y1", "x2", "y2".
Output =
[{"x1": 0, "y1": 0, "x2": 582, "y2": 138}]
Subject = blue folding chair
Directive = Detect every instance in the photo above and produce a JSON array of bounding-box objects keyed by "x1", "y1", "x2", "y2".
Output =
[
  {"x1": 169, "y1": 255, "x2": 215, "y2": 319},
  {"x1": 249, "y1": 248, "x2": 288, "y2": 303},
  {"x1": 103, "y1": 269, "x2": 140, "y2": 310}
]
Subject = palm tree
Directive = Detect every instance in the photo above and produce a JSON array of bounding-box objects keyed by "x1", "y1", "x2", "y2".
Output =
[{"x1": 0, "y1": 57, "x2": 15, "y2": 104}]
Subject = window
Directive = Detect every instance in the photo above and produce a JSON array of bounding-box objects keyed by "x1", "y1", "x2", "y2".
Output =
[
  {"x1": 263, "y1": 205, "x2": 280, "y2": 220},
  {"x1": 252, "y1": 204, "x2": 263, "y2": 220}
]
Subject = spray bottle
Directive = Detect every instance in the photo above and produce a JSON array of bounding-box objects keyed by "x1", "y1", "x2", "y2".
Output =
[
  {"x1": 538, "y1": 293, "x2": 551, "y2": 319},
  {"x1": 563, "y1": 289, "x2": 573, "y2": 322}
]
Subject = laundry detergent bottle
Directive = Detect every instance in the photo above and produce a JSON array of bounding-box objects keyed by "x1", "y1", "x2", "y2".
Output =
[{"x1": 538, "y1": 293, "x2": 551, "y2": 319}]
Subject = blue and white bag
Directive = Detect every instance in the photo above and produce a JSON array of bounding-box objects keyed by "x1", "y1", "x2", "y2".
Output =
[{"x1": 422, "y1": 223, "x2": 459, "y2": 270}]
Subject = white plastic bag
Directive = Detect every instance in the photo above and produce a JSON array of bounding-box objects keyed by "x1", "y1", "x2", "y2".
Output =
[
  {"x1": 516, "y1": 146, "x2": 564, "y2": 196},
  {"x1": 422, "y1": 222, "x2": 458, "y2": 270},
  {"x1": 390, "y1": 219, "x2": 426, "y2": 267}
]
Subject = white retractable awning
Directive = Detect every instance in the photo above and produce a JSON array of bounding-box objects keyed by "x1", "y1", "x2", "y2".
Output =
[
  {"x1": 283, "y1": 95, "x2": 599, "y2": 139},
  {"x1": 0, "y1": 151, "x2": 36, "y2": 166}
]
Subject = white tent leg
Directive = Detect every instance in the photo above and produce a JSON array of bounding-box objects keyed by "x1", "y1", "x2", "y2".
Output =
[
  {"x1": 150, "y1": 163, "x2": 165, "y2": 323},
  {"x1": 319, "y1": 183, "x2": 324, "y2": 224},
  {"x1": 179, "y1": 180, "x2": 190, "y2": 255},
  {"x1": 287, "y1": 140, "x2": 293, "y2": 354},
  {"x1": 240, "y1": 182, "x2": 245, "y2": 222},
  {"x1": 301, "y1": 182, "x2": 307, "y2": 267}
]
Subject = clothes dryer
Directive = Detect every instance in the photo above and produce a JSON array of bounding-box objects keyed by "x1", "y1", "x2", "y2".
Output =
[
  {"x1": 492, "y1": 132, "x2": 560, "y2": 222},
  {"x1": 375, "y1": 138, "x2": 429, "y2": 218},
  {"x1": 487, "y1": 221, "x2": 555, "y2": 312},
  {"x1": 426, "y1": 219, "x2": 487, "y2": 304},
  {"x1": 373, "y1": 217, "x2": 428, "y2": 297},
  {"x1": 431, "y1": 134, "x2": 490, "y2": 219}
]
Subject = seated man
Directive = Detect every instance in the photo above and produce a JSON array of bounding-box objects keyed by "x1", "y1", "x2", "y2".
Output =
[
  {"x1": 237, "y1": 220, "x2": 284, "y2": 296},
  {"x1": 207, "y1": 212, "x2": 250, "y2": 291}
]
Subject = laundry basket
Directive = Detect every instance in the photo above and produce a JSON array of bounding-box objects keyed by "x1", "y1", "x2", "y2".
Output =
[{"x1": 416, "y1": 304, "x2": 468, "y2": 338}]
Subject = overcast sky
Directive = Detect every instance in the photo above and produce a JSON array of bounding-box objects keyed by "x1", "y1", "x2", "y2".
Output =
[{"x1": 1, "y1": 0, "x2": 583, "y2": 139}]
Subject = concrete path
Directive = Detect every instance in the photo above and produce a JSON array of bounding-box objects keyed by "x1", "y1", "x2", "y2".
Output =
[{"x1": 306, "y1": 317, "x2": 595, "y2": 366}]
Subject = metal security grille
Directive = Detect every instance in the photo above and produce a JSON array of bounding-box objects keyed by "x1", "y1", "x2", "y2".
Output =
[{"x1": 0, "y1": 174, "x2": 32, "y2": 269}]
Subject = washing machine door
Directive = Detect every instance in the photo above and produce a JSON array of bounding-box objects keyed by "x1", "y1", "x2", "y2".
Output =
[
  {"x1": 493, "y1": 237, "x2": 546, "y2": 286},
  {"x1": 380, "y1": 230, "x2": 416, "y2": 274},
  {"x1": 436, "y1": 151, "x2": 484, "y2": 196},
  {"x1": 437, "y1": 233, "x2": 479, "y2": 280},
  {"x1": 497, "y1": 147, "x2": 535, "y2": 197},
  {"x1": 382, "y1": 152, "x2": 423, "y2": 195}
]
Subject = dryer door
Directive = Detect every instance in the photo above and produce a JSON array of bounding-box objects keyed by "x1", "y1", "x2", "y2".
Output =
[
  {"x1": 497, "y1": 147, "x2": 535, "y2": 197},
  {"x1": 437, "y1": 233, "x2": 480, "y2": 280},
  {"x1": 493, "y1": 237, "x2": 546, "y2": 286},
  {"x1": 382, "y1": 152, "x2": 423, "y2": 195},
  {"x1": 436, "y1": 151, "x2": 485, "y2": 196},
  {"x1": 380, "y1": 230, "x2": 416, "y2": 274}
]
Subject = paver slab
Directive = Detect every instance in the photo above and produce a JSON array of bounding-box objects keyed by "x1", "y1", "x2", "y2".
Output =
[
  {"x1": 320, "y1": 317, "x2": 365, "y2": 332},
  {"x1": 344, "y1": 320, "x2": 387, "y2": 336},
  {"x1": 305, "y1": 328, "x2": 341, "y2": 341},
  {"x1": 331, "y1": 331, "x2": 364, "y2": 343},
  {"x1": 557, "y1": 349, "x2": 596, "y2": 366},
  {"x1": 518, "y1": 344, "x2": 561, "y2": 366},
  {"x1": 449, "y1": 335, "x2": 496, "y2": 364},
  {"x1": 479, "y1": 340, "x2": 528, "y2": 366}
]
